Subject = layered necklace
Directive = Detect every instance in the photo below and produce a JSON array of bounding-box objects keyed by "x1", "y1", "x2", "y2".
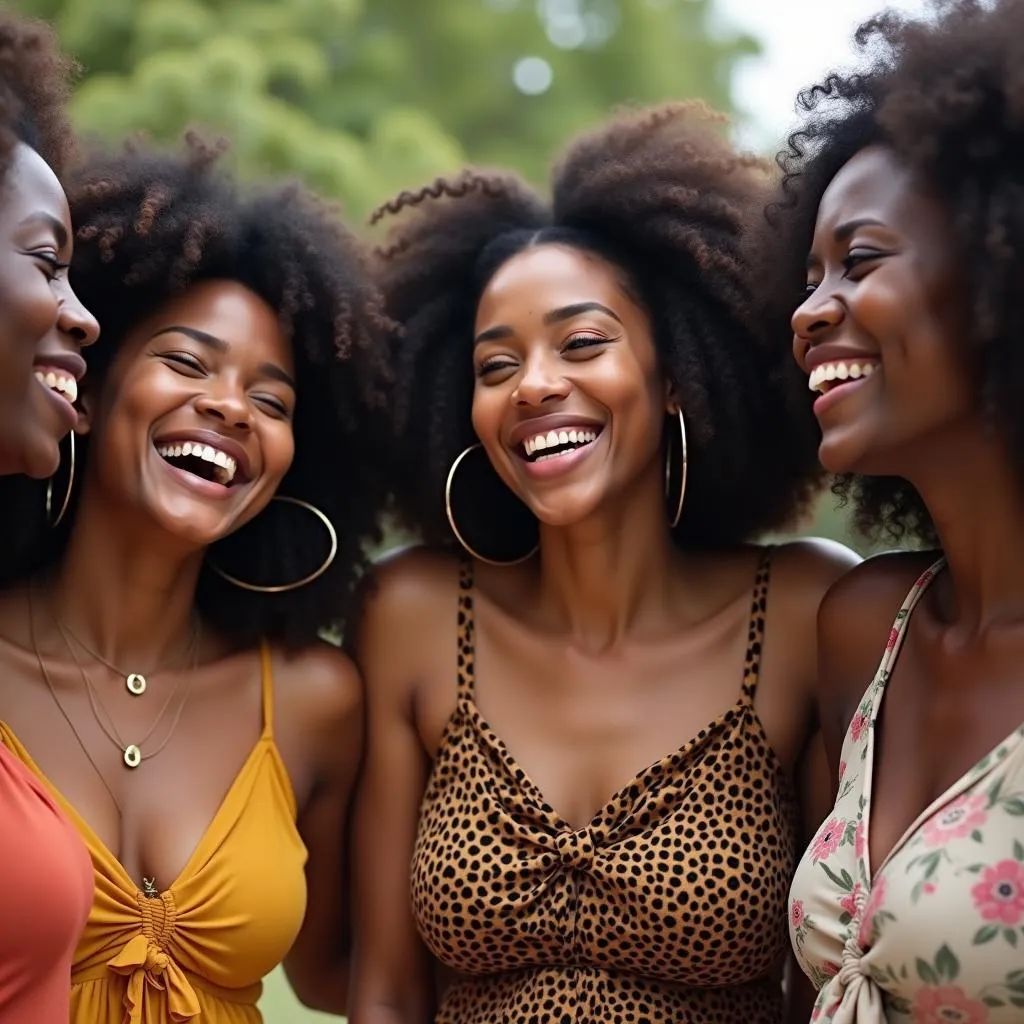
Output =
[{"x1": 29, "y1": 585, "x2": 200, "y2": 771}]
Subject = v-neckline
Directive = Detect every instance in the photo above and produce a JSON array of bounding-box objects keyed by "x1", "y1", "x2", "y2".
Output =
[
  {"x1": 859, "y1": 557, "x2": 1024, "y2": 885},
  {"x1": 457, "y1": 690, "x2": 783, "y2": 833},
  {"x1": 0, "y1": 721, "x2": 271, "y2": 895}
]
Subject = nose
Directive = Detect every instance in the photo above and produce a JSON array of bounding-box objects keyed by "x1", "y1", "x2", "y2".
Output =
[
  {"x1": 512, "y1": 350, "x2": 571, "y2": 407},
  {"x1": 792, "y1": 285, "x2": 844, "y2": 369},
  {"x1": 56, "y1": 280, "x2": 100, "y2": 350},
  {"x1": 194, "y1": 381, "x2": 252, "y2": 431}
]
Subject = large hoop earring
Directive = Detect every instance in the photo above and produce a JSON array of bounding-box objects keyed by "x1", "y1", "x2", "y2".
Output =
[
  {"x1": 665, "y1": 408, "x2": 687, "y2": 530},
  {"x1": 46, "y1": 431, "x2": 75, "y2": 529},
  {"x1": 210, "y1": 496, "x2": 337, "y2": 593},
  {"x1": 445, "y1": 444, "x2": 538, "y2": 566}
]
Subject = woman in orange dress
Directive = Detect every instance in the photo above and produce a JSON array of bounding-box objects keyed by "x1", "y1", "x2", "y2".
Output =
[{"x1": 0, "y1": 13, "x2": 100, "y2": 1024}]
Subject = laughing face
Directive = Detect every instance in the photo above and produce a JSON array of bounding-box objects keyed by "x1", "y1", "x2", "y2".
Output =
[
  {"x1": 0, "y1": 143, "x2": 99, "y2": 478},
  {"x1": 471, "y1": 243, "x2": 669, "y2": 528},
  {"x1": 79, "y1": 278, "x2": 295, "y2": 548},
  {"x1": 792, "y1": 145, "x2": 972, "y2": 476}
]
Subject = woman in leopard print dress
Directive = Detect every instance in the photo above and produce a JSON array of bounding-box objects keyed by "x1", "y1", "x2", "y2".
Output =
[{"x1": 349, "y1": 103, "x2": 854, "y2": 1023}]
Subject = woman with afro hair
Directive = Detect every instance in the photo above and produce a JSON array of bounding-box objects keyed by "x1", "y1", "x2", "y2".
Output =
[
  {"x1": 0, "y1": 134, "x2": 391, "y2": 1023},
  {"x1": 774, "y1": 1, "x2": 1024, "y2": 1020},
  {"x1": 0, "y1": 12, "x2": 100, "y2": 1024},
  {"x1": 349, "y1": 102, "x2": 858, "y2": 1024}
]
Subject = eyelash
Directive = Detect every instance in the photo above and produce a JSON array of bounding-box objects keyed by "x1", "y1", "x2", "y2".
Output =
[
  {"x1": 162, "y1": 353, "x2": 289, "y2": 415},
  {"x1": 476, "y1": 334, "x2": 608, "y2": 377},
  {"x1": 804, "y1": 250, "x2": 883, "y2": 295},
  {"x1": 34, "y1": 252, "x2": 70, "y2": 279}
]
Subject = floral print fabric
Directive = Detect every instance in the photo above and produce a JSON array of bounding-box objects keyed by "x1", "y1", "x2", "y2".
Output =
[{"x1": 789, "y1": 559, "x2": 1024, "y2": 1023}]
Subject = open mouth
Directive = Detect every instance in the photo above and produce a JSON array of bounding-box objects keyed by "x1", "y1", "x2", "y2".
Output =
[
  {"x1": 808, "y1": 360, "x2": 878, "y2": 395},
  {"x1": 154, "y1": 440, "x2": 244, "y2": 488},
  {"x1": 34, "y1": 367, "x2": 77, "y2": 406},
  {"x1": 519, "y1": 426, "x2": 603, "y2": 464}
]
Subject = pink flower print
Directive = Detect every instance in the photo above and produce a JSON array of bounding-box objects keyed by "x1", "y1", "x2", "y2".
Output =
[
  {"x1": 922, "y1": 882, "x2": 936, "y2": 895},
  {"x1": 850, "y1": 712, "x2": 868, "y2": 742},
  {"x1": 885, "y1": 625, "x2": 900, "y2": 650},
  {"x1": 840, "y1": 882, "x2": 864, "y2": 919},
  {"x1": 854, "y1": 819, "x2": 866, "y2": 858},
  {"x1": 921, "y1": 793, "x2": 987, "y2": 847},
  {"x1": 857, "y1": 876, "x2": 887, "y2": 947},
  {"x1": 790, "y1": 899, "x2": 806, "y2": 929},
  {"x1": 971, "y1": 859, "x2": 1024, "y2": 926},
  {"x1": 912, "y1": 985, "x2": 989, "y2": 1024},
  {"x1": 822, "y1": 960, "x2": 840, "y2": 978},
  {"x1": 838, "y1": 760, "x2": 847, "y2": 785},
  {"x1": 811, "y1": 817, "x2": 846, "y2": 862}
]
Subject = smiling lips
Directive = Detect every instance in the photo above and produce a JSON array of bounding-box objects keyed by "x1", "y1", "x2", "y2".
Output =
[
  {"x1": 808, "y1": 360, "x2": 878, "y2": 394},
  {"x1": 520, "y1": 426, "x2": 601, "y2": 463},
  {"x1": 155, "y1": 440, "x2": 239, "y2": 486},
  {"x1": 34, "y1": 366, "x2": 78, "y2": 406}
]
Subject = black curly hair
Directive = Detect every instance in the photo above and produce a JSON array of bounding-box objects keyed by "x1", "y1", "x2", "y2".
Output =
[
  {"x1": 0, "y1": 134, "x2": 393, "y2": 649},
  {"x1": 0, "y1": 11, "x2": 77, "y2": 180},
  {"x1": 764, "y1": 0, "x2": 1024, "y2": 546},
  {"x1": 373, "y1": 101, "x2": 824, "y2": 551}
]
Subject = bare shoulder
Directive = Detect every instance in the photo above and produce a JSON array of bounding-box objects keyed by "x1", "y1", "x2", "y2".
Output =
[
  {"x1": 818, "y1": 548, "x2": 938, "y2": 644},
  {"x1": 274, "y1": 641, "x2": 363, "y2": 724},
  {"x1": 359, "y1": 545, "x2": 463, "y2": 628},
  {"x1": 765, "y1": 537, "x2": 863, "y2": 628}
]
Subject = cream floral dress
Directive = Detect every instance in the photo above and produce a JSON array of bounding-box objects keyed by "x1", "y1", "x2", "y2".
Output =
[{"x1": 790, "y1": 559, "x2": 1024, "y2": 1024}]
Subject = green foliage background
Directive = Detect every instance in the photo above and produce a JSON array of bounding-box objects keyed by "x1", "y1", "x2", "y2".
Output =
[{"x1": 9, "y1": 0, "x2": 864, "y2": 1018}]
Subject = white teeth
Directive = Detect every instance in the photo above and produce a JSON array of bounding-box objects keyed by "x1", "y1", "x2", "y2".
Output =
[
  {"x1": 34, "y1": 370, "x2": 78, "y2": 404},
  {"x1": 154, "y1": 441, "x2": 238, "y2": 484},
  {"x1": 522, "y1": 427, "x2": 600, "y2": 457},
  {"x1": 808, "y1": 361, "x2": 878, "y2": 394}
]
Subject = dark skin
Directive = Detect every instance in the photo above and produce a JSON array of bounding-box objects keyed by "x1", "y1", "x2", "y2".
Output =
[
  {"x1": 0, "y1": 142, "x2": 98, "y2": 478},
  {"x1": 0, "y1": 279, "x2": 360, "y2": 1013},
  {"x1": 350, "y1": 244, "x2": 858, "y2": 1024},
  {"x1": 793, "y1": 145, "x2": 1024, "y2": 899}
]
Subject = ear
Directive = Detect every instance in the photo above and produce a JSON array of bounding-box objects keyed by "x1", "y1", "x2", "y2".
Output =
[
  {"x1": 663, "y1": 377, "x2": 680, "y2": 416},
  {"x1": 72, "y1": 378, "x2": 100, "y2": 438}
]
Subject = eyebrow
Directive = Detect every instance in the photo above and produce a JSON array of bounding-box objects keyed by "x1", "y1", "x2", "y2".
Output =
[
  {"x1": 152, "y1": 325, "x2": 296, "y2": 389},
  {"x1": 806, "y1": 217, "x2": 888, "y2": 270},
  {"x1": 21, "y1": 211, "x2": 68, "y2": 249},
  {"x1": 474, "y1": 301, "x2": 623, "y2": 345}
]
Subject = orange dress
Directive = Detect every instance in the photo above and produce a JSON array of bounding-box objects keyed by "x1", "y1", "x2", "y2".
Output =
[
  {"x1": 0, "y1": 742, "x2": 92, "y2": 1023},
  {"x1": 0, "y1": 644, "x2": 308, "y2": 1024}
]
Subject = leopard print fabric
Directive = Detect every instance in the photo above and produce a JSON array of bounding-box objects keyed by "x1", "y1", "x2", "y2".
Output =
[{"x1": 410, "y1": 554, "x2": 796, "y2": 1023}]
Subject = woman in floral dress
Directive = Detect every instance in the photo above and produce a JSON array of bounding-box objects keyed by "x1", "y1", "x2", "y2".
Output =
[{"x1": 760, "y1": 0, "x2": 1024, "y2": 1020}]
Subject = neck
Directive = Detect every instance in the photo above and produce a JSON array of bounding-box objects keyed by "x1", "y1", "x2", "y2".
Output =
[
  {"x1": 535, "y1": 468, "x2": 680, "y2": 646},
  {"x1": 909, "y1": 431, "x2": 1024, "y2": 628},
  {"x1": 44, "y1": 484, "x2": 203, "y2": 668}
]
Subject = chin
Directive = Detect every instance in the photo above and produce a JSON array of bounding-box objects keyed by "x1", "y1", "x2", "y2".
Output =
[{"x1": 18, "y1": 431, "x2": 61, "y2": 481}]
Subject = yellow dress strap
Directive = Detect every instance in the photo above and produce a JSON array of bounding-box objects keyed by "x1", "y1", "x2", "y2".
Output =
[{"x1": 259, "y1": 641, "x2": 275, "y2": 739}]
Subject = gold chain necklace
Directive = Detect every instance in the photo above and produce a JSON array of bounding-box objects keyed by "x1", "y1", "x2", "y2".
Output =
[
  {"x1": 52, "y1": 608, "x2": 199, "y2": 697},
  {"x1": 30, "y1": 584, "x2": 199, "y2": 769}
]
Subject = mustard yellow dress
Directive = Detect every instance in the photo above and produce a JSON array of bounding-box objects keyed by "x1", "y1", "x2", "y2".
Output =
[{"x1": 0, "y1": 644, "x2": 308, "y2": 1024}]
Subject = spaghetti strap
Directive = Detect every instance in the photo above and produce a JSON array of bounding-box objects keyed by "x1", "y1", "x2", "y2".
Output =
[
  {"x1": 456, "y1": 559, "x2": 476, "y2": 699},
  {"x1": 258, "y1": 641, "x2": 275, "y2": 738},
  {"x1": 740, "y1": 547, "x2": 773, "y2": 705}
]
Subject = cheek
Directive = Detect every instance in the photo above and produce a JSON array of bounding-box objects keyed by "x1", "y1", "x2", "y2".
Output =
[
  {"x1": 470, "y1": 383, "x2": 506, "y2": 448},
  {"x1": 266, "y1": 424, "x2": 295, "y2": 482}
]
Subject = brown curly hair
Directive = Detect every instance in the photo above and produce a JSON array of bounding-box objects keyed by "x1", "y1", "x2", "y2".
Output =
[
  {"x1": 0, "y1": 134, "x2": 394, "y2": 648},
  {"x1": 374, "y1": 101, "x2": 825, "y2": 550},
  {"x1": 0, "y1": 11, "x2": 77, "y2": 179},
  {"x1": 762, "y1": 0, "x2": 1024, "y2": 546}
]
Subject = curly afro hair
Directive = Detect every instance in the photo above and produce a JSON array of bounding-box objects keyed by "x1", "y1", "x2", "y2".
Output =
[
  {"x1": 0, "y1": 11, "x2": 77, "y2": 180},
  {"x1": 0, "y1": 134, "x2": 393, "y2": 649},
  {"x1": 373, "y1": 101, "x2": 825, "y2": 551},
  {"x1": 763, "y1": 0, "x2": 1024, "y2": 546}
]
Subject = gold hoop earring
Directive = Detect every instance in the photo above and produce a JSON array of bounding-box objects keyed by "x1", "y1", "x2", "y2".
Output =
[
  {"x1": 210, "y1": 496, "x2": 337, "y2": 593},
  {"x1": 665, "y1": 408, "x2": 687, "y2": 530},
  {"x1": 445, "y1": 444, "x2": 538, "y2": 566},
  {"x1": 46, "y1": 431, "x2": 75, "y2": 529}
]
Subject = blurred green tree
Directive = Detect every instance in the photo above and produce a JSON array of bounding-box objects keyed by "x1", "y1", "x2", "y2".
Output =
[{"x1": 12, "y1": 0, "x2": 757, "y2": 216}]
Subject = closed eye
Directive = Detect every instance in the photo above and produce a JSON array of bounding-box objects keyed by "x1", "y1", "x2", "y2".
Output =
[
  {"x1": 842, "y1": 248, "x2": 886, "y2": 276},
  {"x1": 562, "y1": 334, "x2": 610, "y2": 355},
  {"x1": 162, "y1": 351, "x2": 206, "y2": 375},
  {"x1": 253, "y1": 394, "x2": 291, "y2": 417},
  {"x1": 32, "y1": 251, "x2": 70, "y2": 280}
]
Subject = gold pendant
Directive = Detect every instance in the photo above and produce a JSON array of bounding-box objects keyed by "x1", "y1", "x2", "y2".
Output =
[
  {"x1": 142, "y1": 877, "x2": 159, "y2": 898},
  {"x1": 123, "y1": 744, "x2": 142, "y2": 769},
  {"x1": 126, "y1": 673, "x2": 147, "y2": 696}
]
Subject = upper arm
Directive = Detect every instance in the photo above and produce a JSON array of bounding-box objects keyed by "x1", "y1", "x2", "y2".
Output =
[
  {"x1": 348, "y1": 551, "x2": 452, "y2": 1024},
  {"x1": 815, "y1": 552, "x2": 929, "y2": 787},
  {"x1": 281, "y1": 644, "x2": 364, "y2": 1012}
]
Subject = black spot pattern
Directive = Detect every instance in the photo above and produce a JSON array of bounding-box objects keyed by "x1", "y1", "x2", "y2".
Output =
[{"x1": 410, "y1": 555, "x2": 796, "y2": 1023}]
